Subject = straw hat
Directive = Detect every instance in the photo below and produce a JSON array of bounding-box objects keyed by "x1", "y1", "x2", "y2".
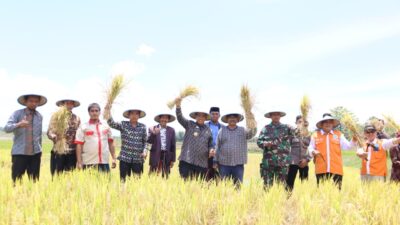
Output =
[
  {"x1": 56, "y1": 99, "x2": 80, "y2": 108},
  {"x1": 154, "y1": 113, "x2": 176, "y2": 123},
  {"x1": 123, "y1": 109, "x2": 146, "y2": 119},
  {"x1": 17, "y1": 94, "x2": 47, "y2": 107},
  {"x1": 221, "y1": 113, "x2": 244, "y2": 123},
  {"x1": 316, "y1": 115, "x2": 340, "y2": 129},
  {"x1": 189, "y1": 111, "x2": 211, "y2": 120}
]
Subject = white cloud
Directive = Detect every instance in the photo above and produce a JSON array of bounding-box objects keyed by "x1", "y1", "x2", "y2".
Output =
[{"x1": 136, "y1": 43, "x2": 156, "y2": 57}]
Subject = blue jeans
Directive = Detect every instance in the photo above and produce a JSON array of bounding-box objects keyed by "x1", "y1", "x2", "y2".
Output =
[{"x1": 219, "y1": 164, "x2": 244, "y2": 184}]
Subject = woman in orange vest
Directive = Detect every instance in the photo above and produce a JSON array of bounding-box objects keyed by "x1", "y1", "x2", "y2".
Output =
[
  {"x1": 356, "y1": 125, "x2": 400, "y2": 182},
  {"x1": 308, "y1": 114, "x2": 357, "y2": 190}
]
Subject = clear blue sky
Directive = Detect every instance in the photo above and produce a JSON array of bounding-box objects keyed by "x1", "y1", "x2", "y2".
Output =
[{"x1": 1, "y1": 0, "x2": 400, "y2": 131}]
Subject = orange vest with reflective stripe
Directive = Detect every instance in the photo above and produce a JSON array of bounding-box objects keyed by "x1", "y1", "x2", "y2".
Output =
[
  {"x1": 361, "y1": 140, "x2": 387, "y2": 176},
  {"x1": 314, "y1": 130, "x2": 343, "y2": 175}
]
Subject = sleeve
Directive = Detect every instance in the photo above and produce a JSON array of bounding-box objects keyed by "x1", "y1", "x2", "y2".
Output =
[
  {"x1": 171, "y1": 129, "x2": 176, "y2": 162},
  {"x1": 356, "y1": 147, "x2": 366, "y2": 155},
  {"x1": 107, "y1": 127, "x2": 113, "y2": 143},
  {"x1": 176, "y1": 107, "x2": 190, "y2": 129},
  {"x1": 382, "y1": 139, "x2": 396, "y2": 151},
  {"x1": 107, "y1": 117, "x2": 122, "y2": 131},
  {"x1": 340, "y1": 135, "x2": 356, "y2": 150},
  {"x1": 74, "y1": 124, "x2": 85, "y2": 145},
  {"x1": 4, "y1": 111, "x2": 19, "y2": 133},
  {"x1": 301, "y1": 136, "x2": 312, "y2": 161},
  {"x1": 142, "y1": 126, "x2": 148, "y2": 153},
  {"x1": 47, "y1": 114, "x2": 57, "y2": 139},
  {"x1": 214, "y1": 129, "x2": 223, "y2": 163},
  {"x1": 147, "y1": 126, "x2": 156, "y2": 144},
  {"x1": 307, "y1": 134, "x2": 318, "y2": 158},
  {"x1": 208, "y1": 129, "x2": 214, "y2": 150},
  {"x1": 390, "y1": 147, "x2": 398, "y2": 163},
  {"x1": 257, "y1": 127, "x2": 267, "y2": 150}
]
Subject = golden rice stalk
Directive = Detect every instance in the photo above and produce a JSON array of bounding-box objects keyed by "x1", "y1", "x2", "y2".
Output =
[
  {"x1": 51, "y1": 106, "x2": 71, "y2": 154},
  {"x1": 383, "y1": 115, "x2": 400, "y2": 131},
  {"x1": 240, "y1": 85, "x2": 257, "y2": 130},
  {"x1": 300, "y1": 95, "x2": 312, "y2": 122},
  {"x1": 167, "y1": 85, "x2": 200, "y2": 109},
  {"x1": 342, "y1": 113, "x2": 364, "y2": 147},
  {"x1": 103, "y1": 74, "x2": 128, "y2": 120}
]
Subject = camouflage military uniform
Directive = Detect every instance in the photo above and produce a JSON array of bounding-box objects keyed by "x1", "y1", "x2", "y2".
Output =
[{"x1": 257, "y1": 122, "x2": 296, "y2": 187}]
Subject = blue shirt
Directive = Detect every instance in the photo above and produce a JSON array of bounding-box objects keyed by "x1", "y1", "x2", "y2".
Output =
[
  {"x1": 207, "y1": 121, "x2": 222, "y2": 147},
  {"x1": 4, "y1": 108, "x2": 43, "y2": 155}
]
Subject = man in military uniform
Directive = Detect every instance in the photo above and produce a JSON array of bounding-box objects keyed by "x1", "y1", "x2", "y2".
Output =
[{"x1": 257, "y1": 110, "x2": 295, "y2": 188}]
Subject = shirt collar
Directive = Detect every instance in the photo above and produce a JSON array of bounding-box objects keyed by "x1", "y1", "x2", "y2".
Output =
[
  {"x1": 24, "y1": 108, "x2": 37, "y2": 115},
  {"x1": 320, "y1": 129, "x2": 334, "y2": 135},
  {"x1": 89, "y1": 119, "x2": 101, "y2": 125}
]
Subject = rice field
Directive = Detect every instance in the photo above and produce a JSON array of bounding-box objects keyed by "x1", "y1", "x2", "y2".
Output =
[{"x1": 0, "y1": 139, "x2": 399, "y2": 225}]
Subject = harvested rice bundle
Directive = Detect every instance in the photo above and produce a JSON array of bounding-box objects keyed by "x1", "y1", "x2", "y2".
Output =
[
  {"x1": 383, "y1": 115, "x2": 400, "y2": 132},
  {"x1": 51, "y1": 106, "x2": 71, "y2": 154},
  {"x1": 167, "y1": 85, "x2": 200, "y2": 109},
  {"x1": 342, "y1": 112, "x2": 364, "y2": 147},
  {"x1": 103, "y1": 74, "x2": 128, "y2": 120},
  {"x1": 240, "y1": 85, "x2": 257, "y2": 130}
]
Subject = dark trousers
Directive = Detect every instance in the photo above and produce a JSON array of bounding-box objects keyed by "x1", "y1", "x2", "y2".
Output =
[
  {"x1": 149, "y1": 152, "x2": 171, "y2": 178},
  {"x1": 286, "y1": 165, "x2": 309, "y2": 191},
  {"x1": 83, "y1": 164, "x2": 110, "y2": 173},
  {"x1": 120, "y1": 161, "x2": 143, "y2": 182},
  {"x1": 219, "y1": 164, "x2": 244, "y2": 185},
  {"x1": 316, "y1": 173, "x2": 343, "y2": 190},
  {"x1": 179, "y1": 160, "x2": 207, "y2": 180},
  {"x1": 12, "y1": 152, "x2": 42, "y2": 183},
  {"x1": 50, "y1": 151, "x2": 77, "y2": 176}
]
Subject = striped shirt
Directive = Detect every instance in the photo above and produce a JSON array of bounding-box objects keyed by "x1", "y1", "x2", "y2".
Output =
[
  {"x1": 215, "y1": 126, "x2": 257, "y2": 166},
  {"x1": 4, "y1": 108, "x2": 43, "y2": 155},
  {"x1": 176, "y1": 108, "x2": 213, "y2": 168},
  {"x1": 107, "y1": 117, "x2": 147, "y2": 163},
  {"x1": 75, "y1": 120, "x2": 113, "y2": 165}
]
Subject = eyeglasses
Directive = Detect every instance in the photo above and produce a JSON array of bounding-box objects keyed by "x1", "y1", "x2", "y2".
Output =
[{"x1": 90, "y1": 110, "x2": 100, "y2": 112}]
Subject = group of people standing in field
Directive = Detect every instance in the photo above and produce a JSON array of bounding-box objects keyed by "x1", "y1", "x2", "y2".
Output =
[{"x1": 5, "y1": 93, "x2": 400, "y2": 191}]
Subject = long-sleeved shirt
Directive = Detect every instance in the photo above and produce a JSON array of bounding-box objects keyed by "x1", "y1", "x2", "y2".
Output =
[
  {"x1": 257, "y1": 122, "x2": 296, "y2": 167},
  {"x1": 4, "y1": 108, "x2": 43, "y2": 155},
  {"x1": 215, "y1": 125, "x2": 257, "y2": 166},
  {"x1": 207, "y1": 121, "x2": 223, "y2": 147},
  {"x1": 176, "y1": 107, "x2": 213, "y2": 168},
  {"x1": 47, "y1": 112, "x2": 81, "y2": 154},
  {"x1": 308, "y1": 130, "x2": 356, "y2": 158},
  {"x1": 290, "y1": 129, "x2": 311, "y2": 165},
  {"x1": 107, "y1": 117, "x2": 147, "y2": 164}
]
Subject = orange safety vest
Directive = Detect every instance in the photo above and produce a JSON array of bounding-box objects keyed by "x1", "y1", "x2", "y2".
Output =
[
  {"x1": 360, "y1": 140, "x2": 387, "y2": 176},
  {"x1": 314, "y1": 130, "x2": 344, "y2": 175}
]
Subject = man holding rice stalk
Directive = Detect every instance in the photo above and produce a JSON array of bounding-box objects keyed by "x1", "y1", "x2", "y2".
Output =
[
  {"x1": 47, "y1": 99, "x2": 81, "y2": 176},
  {"x1": 5, "y1": 94, "x2": 47, "y2": 183},
  {"x1": 172, "y1": 96, "x2": 215, "y2": 180},
  {"x1": 75, "y1": 103, "x2": 117, "y2": 173},
  {"x1": 308, "y1": 114, "x2": 357, "y2": 190},
  {"x1": 286, "y1": 96, "x2": 312, "y2": 192},
  {"x1": 257, "y1": 109, "x2": 296, "y2": 189},
  {"x1": 356, "y1": 124, "x2": 400, "y2": 182},
  {"x1": 106, "y1": 109, "x2": 148, "y2": 181},
  {"x1": 147, "y1": 113, "x2": 176, "y2": 178},
  {"x1": 214, "y1": 112, "x2": 257, "y2": 185},
  {"x1": 286, "y1": 115, "x2": 312, "y2": 192}
]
